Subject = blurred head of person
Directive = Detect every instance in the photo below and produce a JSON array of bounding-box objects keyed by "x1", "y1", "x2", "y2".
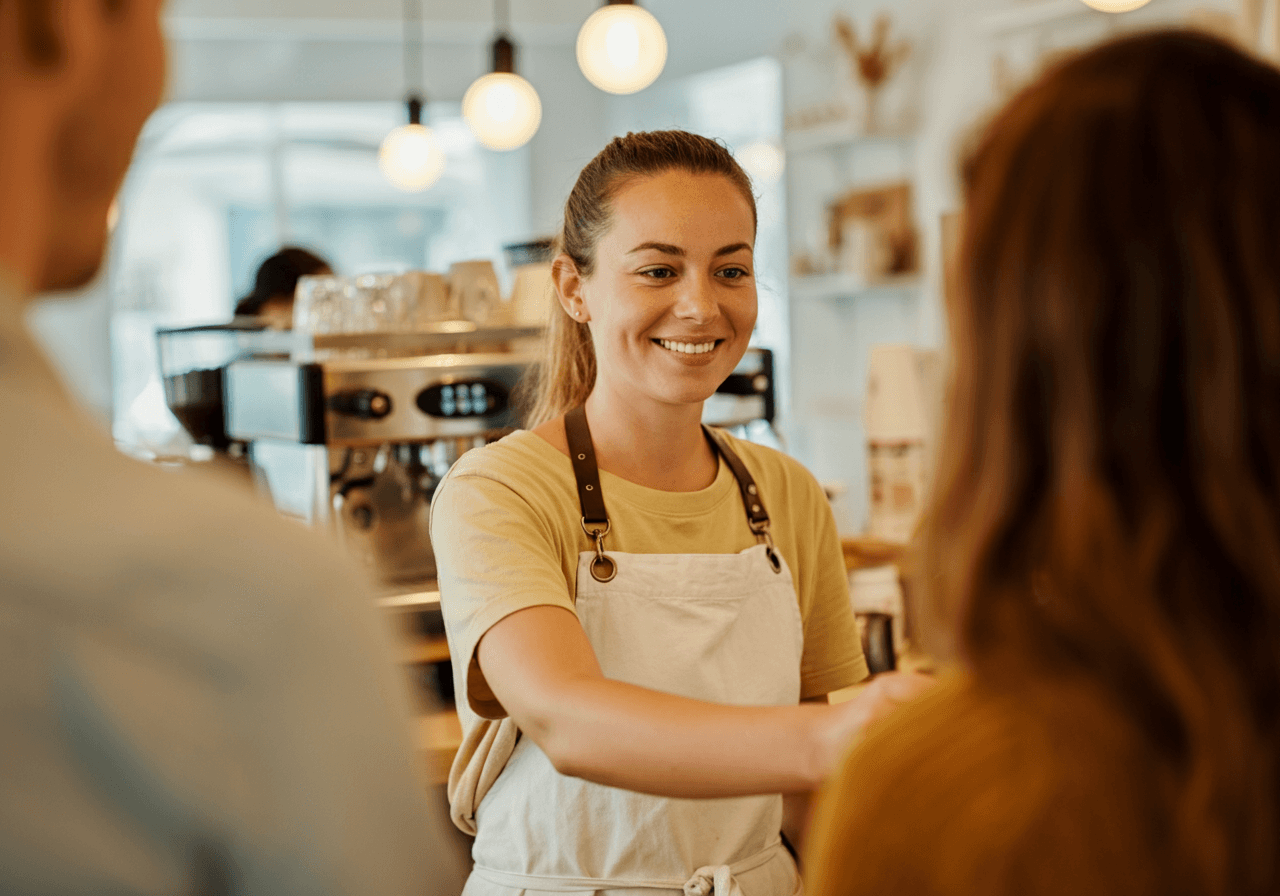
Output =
[
  {"x1": 233, "y1": 247, "x2": 332, "y2": 329},
  {"x1": 920, "y1": 30, "x2": 1280, "y2": 891},
  {"x1": 0, "y1": 0, "x2": 166, "y2": 296}
]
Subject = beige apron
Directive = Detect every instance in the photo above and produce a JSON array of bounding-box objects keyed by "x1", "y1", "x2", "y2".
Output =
[{"x1": 464, "y1": 409, "x2": 805, "y2": 896}]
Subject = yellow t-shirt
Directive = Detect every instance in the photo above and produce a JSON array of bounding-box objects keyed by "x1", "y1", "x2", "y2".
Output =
[{"x1": 430, "y1": 428, "x2": 867, "y2": 833}]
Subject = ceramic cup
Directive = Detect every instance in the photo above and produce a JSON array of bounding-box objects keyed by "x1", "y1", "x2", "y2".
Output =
[
  {"x1": 448, "y1": 260, "x2": 503, "y2": 326},
  {"x1": 399, "y1": 271, "x2": 454, "y2": 326},
  {"x1": 510, "y1": 262, "x2": 554, "y2": 327}
]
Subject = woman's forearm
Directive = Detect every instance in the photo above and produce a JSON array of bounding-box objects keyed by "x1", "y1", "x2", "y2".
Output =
[
  {"x1": 477, "y1": 605, "x2": 927, "y2": 798},
  {"x1": 529, "y1": 675, "x2": 838, "y2": 797}
]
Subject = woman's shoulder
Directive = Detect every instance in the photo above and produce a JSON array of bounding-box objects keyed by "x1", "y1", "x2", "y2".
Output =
[
  {"x1": 445, "y1": 428, "x2": 570, "y2": 485},
  {"x1": 715, "y1": 430, "x2": 827, "y2": 503}
]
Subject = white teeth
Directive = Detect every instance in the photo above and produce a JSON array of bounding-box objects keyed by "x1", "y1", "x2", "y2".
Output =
[{"x1": 658, "y1": 339, "x2": 717, "y2": 355}]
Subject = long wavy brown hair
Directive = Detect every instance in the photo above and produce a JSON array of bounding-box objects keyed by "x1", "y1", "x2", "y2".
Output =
[
  {"x1": 918, "y1": 30, "x2": 1280, "y2": 894},
  {"x1": 522, "y1": 130, "x2": 757, "y2": 426}
]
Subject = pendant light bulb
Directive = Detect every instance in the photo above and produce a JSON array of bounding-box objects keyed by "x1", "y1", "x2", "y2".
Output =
[
  {"x1": 379, "y1": 98, "x2": 446, "y2": 192},
  {"x1": 576, "y1": 2, "x2": 667, "y2": 95},
  {"x1": 463, "y1": 35, "x2": 542, "y2": 151},
  {"x1": 1079, "y1": 0, "x2": 1152, "y2": 11}
]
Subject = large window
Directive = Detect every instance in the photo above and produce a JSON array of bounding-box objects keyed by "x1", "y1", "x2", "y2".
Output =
[{"x1": 110, "y1": 101, "x2": 531, "y2": 452}]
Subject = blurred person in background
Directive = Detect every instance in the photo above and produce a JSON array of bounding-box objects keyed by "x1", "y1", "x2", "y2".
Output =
[
  {"x1": 233, "y1": 246, "x2": 333, "y2": 329},
  {"x1": 805, "y1": 29, "x2": 1280, "y2": 896},
  {"x1": 0, "y1": 1, "x2": 464, "y2": 894}
]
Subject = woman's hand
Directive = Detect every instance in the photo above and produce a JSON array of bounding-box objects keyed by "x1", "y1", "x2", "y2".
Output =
[
  {"x1": 813, "y1": 672, "x2": 937, "y2": 778},
  {"x1": 478, "y1": 605, "x2": 936, "y2": 797}
]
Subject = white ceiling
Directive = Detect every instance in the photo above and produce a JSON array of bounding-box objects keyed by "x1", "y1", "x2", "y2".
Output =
[
  {"x1": 166, "y1": 0, "x2": 604, "y2": 25},
  {"x1": 161, "y1": 0, "x2": 812, "y2": 84}
]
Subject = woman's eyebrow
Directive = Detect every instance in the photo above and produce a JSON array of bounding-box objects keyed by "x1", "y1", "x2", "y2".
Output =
[
  {"x1": 626, "y1": 242, "x2": 753, "y2": 257},
  {"x1": 627, "y1": 241, "x2": 683, "y2": 256}
]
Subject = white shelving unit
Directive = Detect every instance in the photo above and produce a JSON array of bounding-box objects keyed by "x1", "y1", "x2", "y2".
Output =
[
  {"x1": 784, "y1": 123, "x2": 916, "y2": 155},
  {"x1": 781, "y1": 119, "x2": 925, "y2": 533},
  {"x1": 789, "y1": 272, "x2": 922, "y2": 303}
]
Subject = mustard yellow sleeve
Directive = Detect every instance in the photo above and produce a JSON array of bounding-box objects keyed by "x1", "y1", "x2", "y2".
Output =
[{"x1": 430, "y1": 470, "x2": 577, "y2": 720}]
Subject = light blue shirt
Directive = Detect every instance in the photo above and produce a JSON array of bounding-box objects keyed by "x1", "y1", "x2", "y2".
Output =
[{"x1": 0, "y1": 283, "x2": 466, "y2": 896}]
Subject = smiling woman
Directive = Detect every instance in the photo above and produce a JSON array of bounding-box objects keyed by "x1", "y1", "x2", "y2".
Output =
[
  {"x1": 555, "y1": 168, "x2": 759, "y2": 428},
  {"x1": 430, "y1": 130, "x2": 931, "y2": 896}
]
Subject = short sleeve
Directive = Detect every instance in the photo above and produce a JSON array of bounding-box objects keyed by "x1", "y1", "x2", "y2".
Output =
[
  {"x1": 430, "y1": 471, "x2": 578, "y2": 719},
  {"x1": 796, "y1": 475, "x2": 868, "y2": 697}
]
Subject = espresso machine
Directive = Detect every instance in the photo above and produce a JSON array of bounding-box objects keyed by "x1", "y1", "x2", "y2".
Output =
[
  {"x1": 159, "y1": 320, "x2": 775, "y2": 592},
  {"x1": 702, "y1": 347, "x2": 775, "y2": 430},
  {"x1": 217, "y1": 326, "x2": 539, "y2": 593}
]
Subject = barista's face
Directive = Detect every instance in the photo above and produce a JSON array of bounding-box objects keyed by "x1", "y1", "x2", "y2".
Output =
[
  {"x1": 41, "y1": 0, "x2": 167, "y2": 291},
  {"x1": 559, "y1": 170, "x2": 758, "y2": 413}
]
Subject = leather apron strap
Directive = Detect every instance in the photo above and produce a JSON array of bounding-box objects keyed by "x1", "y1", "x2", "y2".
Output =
[
  {"x1": 564, "y1": 405, "x2": 617, "y2": 583},
  {"x1": 563, "y1": 406, "x2": 782, "y2": 581}
]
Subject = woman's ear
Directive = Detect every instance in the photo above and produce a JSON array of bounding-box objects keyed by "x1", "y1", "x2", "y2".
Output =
[{"x1": 551, "y1": 253, "x2": 589, "y2": 322}]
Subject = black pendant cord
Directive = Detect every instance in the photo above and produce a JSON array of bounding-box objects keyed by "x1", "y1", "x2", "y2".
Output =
[
  {"x1": 492, "y1": 0, "x2": 515, "y2": 73},
  {"x1": 403, "y1": 0, "x2": 424, "y2": 103}
]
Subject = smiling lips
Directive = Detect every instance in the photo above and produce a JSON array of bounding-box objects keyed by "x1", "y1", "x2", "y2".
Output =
[{"x1": 656, "y1": 338, "x2": 722, "y2": 355}]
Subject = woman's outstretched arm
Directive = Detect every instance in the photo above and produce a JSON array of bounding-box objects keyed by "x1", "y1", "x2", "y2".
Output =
[{"x1": 477, "y1": 604, "x2": 931, "y2": 798}]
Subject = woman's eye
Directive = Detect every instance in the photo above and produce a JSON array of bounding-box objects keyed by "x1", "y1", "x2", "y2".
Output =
[
  {"x1": 718, "y1": 267, "x2": 751, "y2": 281},
  {"x1": 640, "y1": 267, "x2": 676, "y2": 280}
]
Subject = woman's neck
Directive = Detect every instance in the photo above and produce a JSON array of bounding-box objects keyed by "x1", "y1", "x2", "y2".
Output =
[
  {"x1": 585, "y1": 388, "x2": 718, "y2": 492},
  {"x1": 530, "y1": 383, "x2": 718, "y2": 492}
]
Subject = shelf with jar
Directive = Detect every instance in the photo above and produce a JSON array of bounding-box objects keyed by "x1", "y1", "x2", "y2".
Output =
[{"x1": 788, "y1": 178, "x2": 922, "y2": 300}]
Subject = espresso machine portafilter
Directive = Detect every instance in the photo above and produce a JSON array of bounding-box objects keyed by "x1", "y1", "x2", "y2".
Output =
[{"x1": 222, "y1": 332, "x2": 537, "y2": 591}]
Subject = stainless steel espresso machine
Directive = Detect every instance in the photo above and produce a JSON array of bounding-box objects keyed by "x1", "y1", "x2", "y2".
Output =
[
  {"x1": 157, "y1": 324, "x2": 776, "y2": 599},
  {"x1": 219, "y1": 327, "x2": 539, "y2": 592}
]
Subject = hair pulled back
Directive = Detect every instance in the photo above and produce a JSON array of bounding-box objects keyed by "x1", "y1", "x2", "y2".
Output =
[
  {"x1": 919, "y1": 30, "x2": 1280, "y2": 894},
  {"x1": 524, "y1": 130, "x2": 757, "y2": 426}
]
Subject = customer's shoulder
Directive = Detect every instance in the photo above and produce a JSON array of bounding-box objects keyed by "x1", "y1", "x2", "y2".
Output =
[
  {"x1": 845, "y1": 672, "x2": 1148, "y2": 815},
  {"x1": 4, "y1": 417, "x2": 363, "y2": 620}
]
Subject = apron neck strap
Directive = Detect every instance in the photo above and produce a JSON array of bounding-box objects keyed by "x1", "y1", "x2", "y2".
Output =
[
  {"x1": 564, "y1": 406, "x2": 618, "y2": 583},
  {"x1": 563, "y1": 405, "x2": 777, "y2": 543},
  {"x1": 700, "y1": 425, "x2": 771, "y2": 534},
  {"x1": 564, "y1": 405, "x2": 609, "y2": 534}
]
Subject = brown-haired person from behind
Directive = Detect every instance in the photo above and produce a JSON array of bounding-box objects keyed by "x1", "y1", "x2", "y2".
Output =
[
  {"x1": 0, "y1": 2, "x2": 464, "y2": 894},
  {"x1": 234, "y1": 246, "x2": 332, "y2": 328},
  {"x1": 804, "y1": 30, "x2": 1280, "y2": 896}
]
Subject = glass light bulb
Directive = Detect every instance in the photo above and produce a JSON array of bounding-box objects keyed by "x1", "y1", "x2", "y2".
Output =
[
  {"x1": 605, "y1": 19, "x2": 641, "y2": 69},
  {"x1": 1079, "y1": 0, "x2": 1152, "y2": 11},
  {"x1": 378, "y1": 123, "x2": 446, "y2": 192},
  {"x1": 577, "y1": 4, "x2": 667, "y2": 95},
  {"x1": 462, "y1": 72, "x2": 543, "y2": 151}
]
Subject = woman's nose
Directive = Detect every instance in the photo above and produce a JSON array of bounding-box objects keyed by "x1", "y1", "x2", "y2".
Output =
[{"x1": 673, "y1": 276, "x2": 719, "y2": 323}]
